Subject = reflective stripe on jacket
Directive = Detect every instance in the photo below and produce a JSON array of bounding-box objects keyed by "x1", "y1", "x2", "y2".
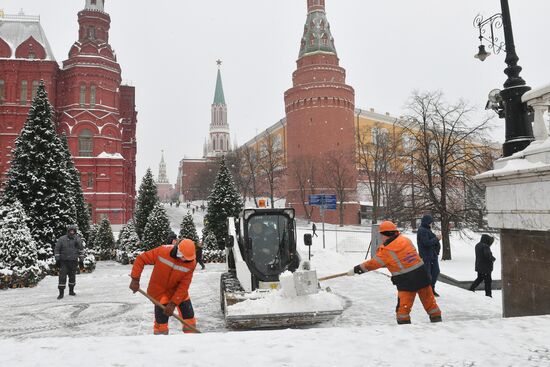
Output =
[
  {"x1": 361, "y1": 234, "x2": 431, "y2": 291},
  {"x1": 131, "y1": 245, "x2": 196, "y2": 305}
]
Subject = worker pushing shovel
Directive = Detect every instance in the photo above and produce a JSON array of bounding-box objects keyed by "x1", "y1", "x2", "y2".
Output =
[
  {"x1": 129, "y1": 234, "x2": 200, "y2": 334},
  {"x1": 320, "y1": 221, "x2": 442, "y2": 325}
]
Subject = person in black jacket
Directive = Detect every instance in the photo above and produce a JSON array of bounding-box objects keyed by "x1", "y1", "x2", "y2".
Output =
[
  {"x1": 196, "y1": 242, "x2": 205, "y2": 270},
  {"x1": 469, "y1": 234, "x2": 496, "y2": 297},
  {"x1": 54, "y1": 224, "x2": 84, "y2": 299},
  {"x1": 416, "y1": 214, "x2": 442, "y2": 297}
]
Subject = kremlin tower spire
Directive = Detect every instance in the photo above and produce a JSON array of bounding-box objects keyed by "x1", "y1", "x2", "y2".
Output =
[
  {"x1": 284, "y1": 0, "x2": 359, "y2": 224},
  {"x1": 158, "y1": 150, "x2": 169, "y2": 184},
  {"x1": 206, "y1": 60, "x2": 231, "y2": 158}
]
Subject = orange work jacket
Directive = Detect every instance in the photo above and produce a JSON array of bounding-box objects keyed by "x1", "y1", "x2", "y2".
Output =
[
  {"x1": 131, "y1": 245, "x2": 196, "y2": 305},
  {"x1": 361, "y1": 234, "x2": 424, "y2": 274}
]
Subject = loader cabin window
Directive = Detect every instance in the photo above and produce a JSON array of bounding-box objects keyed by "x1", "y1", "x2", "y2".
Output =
[{"x1": 247, "y1": 215, "x2": 291, "y2": 276}]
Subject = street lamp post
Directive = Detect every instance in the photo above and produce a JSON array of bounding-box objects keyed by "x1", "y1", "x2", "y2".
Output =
[{"x1": 474, "y1": 0, "x2": 534, "y2": 157}]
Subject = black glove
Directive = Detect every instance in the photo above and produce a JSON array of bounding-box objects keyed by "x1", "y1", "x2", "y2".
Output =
[
  {"x1": 79, "y1": 259, "x2": 85, "y2": 268},
  {"x1": 55, "y1": 260, "x2": 61, "y2": 268},
  {"x1": 353, "y1": 265, "x2": 365, "y2": 274}
]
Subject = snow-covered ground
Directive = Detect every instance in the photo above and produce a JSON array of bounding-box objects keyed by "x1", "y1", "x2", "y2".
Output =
[{"x1": 2, "y1": 204, "x2": 547, "y2": 366}]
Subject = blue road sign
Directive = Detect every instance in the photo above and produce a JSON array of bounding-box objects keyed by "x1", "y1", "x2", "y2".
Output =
[{"x1": 309, "y1": 194, "x2": 337, "y2": 210}]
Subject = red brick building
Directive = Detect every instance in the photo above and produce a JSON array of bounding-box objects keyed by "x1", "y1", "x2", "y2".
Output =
[{"x1": 0, "y1": 0, "x2": 137, "y2": 225}]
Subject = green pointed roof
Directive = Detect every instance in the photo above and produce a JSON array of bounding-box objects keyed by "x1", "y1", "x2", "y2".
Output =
[
  {"x1": 298, "y1": 9, "x2": 337, "y2": 59},
  {"x1": 213, "y1": 68, "x2": 226, "y2": 105}
]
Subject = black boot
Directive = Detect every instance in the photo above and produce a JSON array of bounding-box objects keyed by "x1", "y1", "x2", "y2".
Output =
[
  {"x1": 69, "y1": 285, "x2": 76, "y2": 296},
  {"x1": 430, "y1": 315, "x2": 442, "y2": 323},
  {"x1": 57, "y1": 287, "x2": 64, "y2": 300}
]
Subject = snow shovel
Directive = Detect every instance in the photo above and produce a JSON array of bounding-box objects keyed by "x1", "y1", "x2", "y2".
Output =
[
  {"x1": 318, "y1": 272, "x2": 348, "y2": 282},
  {"x1": 137, "y1": 288, "x2": 201, "y2": 334}
]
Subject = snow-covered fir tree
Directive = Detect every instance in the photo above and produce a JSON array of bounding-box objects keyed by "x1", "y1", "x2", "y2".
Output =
[
  {"x1": 60, "y1": 133, "x2": 91, "y2": 242},
  {"x1": 0, "y1": 201, "x2": 41, "y2": 288},
  {"x1": 201, "y1": 230, "x2": 224, "y2": 263},
  {"x1": 204, "y1": 157, "x2": 243, "y2": 250},
  {"x1": 179, "y1": 212, "x2": 199, "y2": 244},
  {"x1": 2, "y1": 82, "x2": 76, "y2": 260},
  {"x1": 142, "y1": 202, "x2": 171, "y2": 251},
  {"x1": 134, "y1": 168, "x2": 159, "y2": 240},
  {"x1": 92, "y1": 217, "x2": 115, "y2": 260},
  {"x1": 88, "y1": 223, "x2": 99, "y2": 249},
  {"x1": 116, "y1": 219, "x2": 142, "y2": 264}
]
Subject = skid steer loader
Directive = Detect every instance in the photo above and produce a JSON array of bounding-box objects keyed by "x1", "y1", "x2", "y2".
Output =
[{"x1": 220, "y1": 208, "x2": 343, "y2": 329}]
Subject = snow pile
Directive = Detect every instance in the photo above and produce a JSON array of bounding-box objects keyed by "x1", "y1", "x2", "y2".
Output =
[
  {"x1": 307, "y1": 249, "x2": 355, "y2": 276},
  {"x1": 226, "y1": 289, "x2": 343, "y2": 316}
]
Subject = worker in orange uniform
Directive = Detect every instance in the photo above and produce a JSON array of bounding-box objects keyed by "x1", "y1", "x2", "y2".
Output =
[
  {"x1": 348, "y1": 221, "x2": 442, "y2": 324},
  {"x1": 129, "y1": 238, "x2": 197, "y2": 334}
]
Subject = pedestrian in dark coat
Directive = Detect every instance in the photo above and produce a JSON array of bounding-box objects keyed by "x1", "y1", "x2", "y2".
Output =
[
  {"x1": 469, "y1": 234, "x2": 496, "y2": 297},
  {"x1": 196, "y1": 242, "x2": 205, "y2": 270},
  {"x1": 54, "y1": 224, "x2": 85, "y2": 299},
  {"x1": 312, "y1": 223, "x2": 318, "y2": 237},
  {"x1": 417, "y1": 214, "x2": 442, "y2": 296}
]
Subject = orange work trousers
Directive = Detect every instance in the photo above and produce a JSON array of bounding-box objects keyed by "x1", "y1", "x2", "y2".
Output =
[{"x1": 396, "y1": 285, "x2": 441, "y2": 324}]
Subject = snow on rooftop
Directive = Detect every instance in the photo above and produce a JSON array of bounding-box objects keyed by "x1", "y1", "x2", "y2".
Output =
[
  {"x1": 0, "y1": 14, "x2": 56, "y2": 61},
  {"x1": 97, "y1": 152, "x2": 124, "y2": 159}
]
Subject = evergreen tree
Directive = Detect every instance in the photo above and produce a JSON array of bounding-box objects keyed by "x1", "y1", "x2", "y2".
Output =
[
  {"x1": 179, "y1": 212, "x2": 199, "y2": 243},
  {"x1": 60, "y1": 133, "x2": 91, "y2": 242},
  {"x1": 201, "y1": 230, "x2": 224, "y2": 263},
  {"x1": 116, "y1": 219, "x2": 142, "y2": 264},
  {"x1": 88, "y1": 223, "x2": 99, "y2": 250},
  {"x1": 204, "y1": 157, "x2": 243, "y2": 250},
  {"x1": 2, "y1": 82, "x2": 76, "y2": 260},
  {"x1": 142, "y1": 202, "x2": 171, "y2": 251},
  {"x1": 93, "y1": 217, "x2": 115, "y2": 260},
  {"x1": 134, "y1": 168, "x2": 159, "y2": 240},
  {"x1": 0, "y1": 201, "x2": 41, "y2": 286}
]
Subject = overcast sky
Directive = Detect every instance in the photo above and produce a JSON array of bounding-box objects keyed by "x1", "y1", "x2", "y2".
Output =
[{"x1": 3, "y1": 0, "x2": 549, "y2": 184}]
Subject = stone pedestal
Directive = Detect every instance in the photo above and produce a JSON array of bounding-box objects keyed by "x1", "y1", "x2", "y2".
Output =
[{"x1": 476, "y1": 84, "x2": 550, "y2": 317}]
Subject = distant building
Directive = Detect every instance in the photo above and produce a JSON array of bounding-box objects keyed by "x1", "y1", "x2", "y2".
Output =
[
  {"x1": 177, "y1": 61, "x2": 230, "y2": 202},
  {"x1": 156, "y1": 151, "x2": 174, "y2": 202},
  {"x1": 0, "y1": 0, "x2": 138, "y2": 224}
]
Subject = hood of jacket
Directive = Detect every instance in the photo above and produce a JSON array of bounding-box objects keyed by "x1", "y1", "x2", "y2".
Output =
[
  {"x1": 480, "y1": 234, "x2": 494, "y2": 246},
  {"x1": 421, "y1": 214, "x2": 433, "y2": 228},
  {"x1": 67, "y1": 224, "x2": 78, "y2": 237}
]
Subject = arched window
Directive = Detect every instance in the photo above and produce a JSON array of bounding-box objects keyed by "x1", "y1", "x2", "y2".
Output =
[
  {"x1": 213, "y1": 136, "x2": 216, "y2": 151},
  {"x1": 80, "y1": 84, "x2": 86, "y2": 106},
  {"x1": 78, "y1": 129, "x2": 94, "y2": 157},
  {"x1": 20, "y1": 80, "x2": 27, "y2": 105},
  {"x1": 90, "y1": 85, "x2": 96, "y2": 107},
  {"x1": 31, "y1": 81, "x2": 39, "y2": 100},
  {"x1": 87, "y1": 26, "x2": 96, "y2": 40}
]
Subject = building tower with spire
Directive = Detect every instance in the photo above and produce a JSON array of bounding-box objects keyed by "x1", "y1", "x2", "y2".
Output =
[
  {"x1": 158, "y1": 150, "x2": 169, "y2": 184},
  {"x1": 205, "y1": 60, "x2": 231, "y2": 158},
  {"x1": 57, "y1": 0, "x2": 138, "y2": 224},
  {"x1": 284, "y1": 0, "x2": 359, "y2": 224},
  {"x1": 156, "y1": 150, "x2": 174, "y2": 202}
]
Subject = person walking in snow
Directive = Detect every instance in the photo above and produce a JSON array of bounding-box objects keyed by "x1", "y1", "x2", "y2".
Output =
[
  {"x1": 129, "y1": 239, "x2": 198, "y2": 334},
  {"x1": 417, "y1": 214, "x2": 442, "y2": 297},
  {"x1": 196, "y1": 241, "x2": 205, "y2": 270},
  {"x1": 469, "y1": 234, "x2": 496, "y2": 297},
  {"x1": 54, "y1": 224, "x2": 85, "y2": 299},
  {"x1": 312, "y1": 222, "x2": 318, "y2": 237},
  {"x1": 348, "y1": 221, "x2": 442, "y2": 324}
]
